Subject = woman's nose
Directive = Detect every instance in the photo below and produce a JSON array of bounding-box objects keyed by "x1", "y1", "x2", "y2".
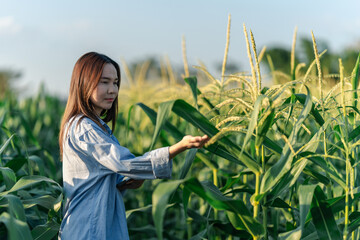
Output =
[{"x1": 108, "y1": 83, "x2": 118, "y2": 94}]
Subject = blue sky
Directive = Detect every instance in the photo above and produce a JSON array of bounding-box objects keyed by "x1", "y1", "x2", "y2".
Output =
[{"x1": 1, "y1": 0, "x2": 359, "y2": 97}]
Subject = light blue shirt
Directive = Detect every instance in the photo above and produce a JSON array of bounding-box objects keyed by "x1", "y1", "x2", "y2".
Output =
[{"x1": 59, "y1": 115, "x2": 172, "y2": 239}]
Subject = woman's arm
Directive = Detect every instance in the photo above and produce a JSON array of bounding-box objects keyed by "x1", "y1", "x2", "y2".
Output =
[
  {"x1": 72, "y1": 124, "x2": 209, "y2": 179},
  {"x1": 118, "y1": 135, "x2": 209, "y2": 190}
]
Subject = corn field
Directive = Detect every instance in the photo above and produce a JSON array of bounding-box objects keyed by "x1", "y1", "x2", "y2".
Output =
[{"x1": 1, "y1": 18, "x2": 360, "y2": 239}]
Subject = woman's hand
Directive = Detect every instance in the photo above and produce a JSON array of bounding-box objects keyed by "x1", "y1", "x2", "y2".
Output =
[
  {"x1": 117, "y1": 179, "x2": 145, "y2": 191},
  {"x1": 169, "y1": 135, "x2": 209, "y2": 159}
]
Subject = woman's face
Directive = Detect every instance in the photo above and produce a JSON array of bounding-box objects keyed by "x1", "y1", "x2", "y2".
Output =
[{"x1": 90, "y1": 63, "x2": 119, "y2": 116}]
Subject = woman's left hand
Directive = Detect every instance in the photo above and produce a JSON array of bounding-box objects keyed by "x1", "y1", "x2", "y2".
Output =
[
  {"x1": 117, "y1": 179, "x2": 145, "y2": 191},
  {"x1": 169, "y1": 135, "x2": 209, "y2": 159}
]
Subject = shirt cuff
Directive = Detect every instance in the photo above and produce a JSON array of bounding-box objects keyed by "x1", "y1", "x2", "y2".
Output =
[{"x1": 150, "y1": 147, "x2": 172, "y2": 179}]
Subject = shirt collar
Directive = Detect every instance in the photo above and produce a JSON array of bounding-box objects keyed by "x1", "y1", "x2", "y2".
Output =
[{"x1": 98, "y1": 117, "x2": 112, "y2": 135}]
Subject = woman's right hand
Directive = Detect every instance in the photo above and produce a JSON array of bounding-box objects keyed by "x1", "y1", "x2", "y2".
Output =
[{"x1": 117, "y1": 179, "x2": 145, "y2": 191}]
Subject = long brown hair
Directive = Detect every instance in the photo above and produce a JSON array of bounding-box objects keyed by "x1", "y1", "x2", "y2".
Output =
[{"x1": 59, "y1": 52, "x2": 121, "y2": 158}]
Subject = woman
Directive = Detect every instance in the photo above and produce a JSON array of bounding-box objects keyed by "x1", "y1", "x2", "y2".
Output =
[{"x1": 58, "y1": 52, "x2": 208, "y2": 239}]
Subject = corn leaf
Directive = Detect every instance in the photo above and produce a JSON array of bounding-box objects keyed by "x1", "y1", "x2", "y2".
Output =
[
  {"x1": 0, "y1": 167, "x2": 16, "y2": 190},
  {"x1": 184, "y1": 77, "x2": 199, "y2": 109},
  {"x1": 260, "y1": 87, "x2": 312, "y2": 194},
  {"x1": 136, "y1": 102, "x2": 184, "y2": 141},
  {"x1": 0, "y1": 212, "x2": 32, "y2": 240},
  {"x1": 149, "y1": 100, "x2": 175, "y2": 150},
  {"x1": 179, "y1": 148, "x2": 198, "y2": 179},
  {"x1": 184, "y1": 178, "x2": 264, "y2": 238},
  {"x1": 278, "y1": 227, "x2": 301, "y2": 240},
  {"x1": 295, "y1": 93, "x2": 324, "y2": 126},
  {"x1": 171, "y1": 100, "x2": 260, "y2": 173},
  {"x1": 351, "y1": 52, "x2": 360, "y2": 107},
  {"x1": 126, "y1": 205, "x2": 152, "y2": 219},
  {"x1": 298, "y1": 185, "x2": 317, "y2": 231},
  {"x1": 311, "y1": 186, "x2": 341, "y2": 240},
  {"x1": 0, "y1": 134, "x2": 15, "y2": 156},
  {"x1": 138, "y1": 100, "x2": 260, "y2": 172},
  {"x1": 31, "y1": 219, "x2": 60, "y2": 240},
  {"x1": 241, "y1": 95, "x2": 264, "y2": 152},
  {"x1": 4, "y1": 195, "x2": 26, "y2": 222},
  {"x1": 152, "y1": 180, "x2": 184, "y2": 240},
  {"x1": 0, "y1": 175, "x2": 61, "y2": 197}
]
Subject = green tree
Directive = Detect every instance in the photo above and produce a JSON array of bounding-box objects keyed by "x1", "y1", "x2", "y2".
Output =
[
  {"x1": 0, "y1": 70, "x2": 21, "y2": 98},
  {"x1": 263, "y1": 37, "x2": 359, "y2": 85}
]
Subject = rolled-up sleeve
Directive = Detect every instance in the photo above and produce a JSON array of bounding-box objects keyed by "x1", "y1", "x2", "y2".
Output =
[{"x1": 71, "y1": 128, "x2": 172, "y2": 179}]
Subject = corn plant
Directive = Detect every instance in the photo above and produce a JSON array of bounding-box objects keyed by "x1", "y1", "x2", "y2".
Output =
[
  {"x1": 0, "y1": 92, "x2": 63, "y2": 240},
  {"x1": 135, "y1": 19, "x2": 360, "y2": 240},
  {"x1": 1, "y1": 17, "x2": 359, "y2": 239}
]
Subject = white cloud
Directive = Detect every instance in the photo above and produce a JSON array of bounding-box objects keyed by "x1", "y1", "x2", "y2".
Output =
[{"x1": 0, "y1": 16, "x2": 21, "y2": 35}]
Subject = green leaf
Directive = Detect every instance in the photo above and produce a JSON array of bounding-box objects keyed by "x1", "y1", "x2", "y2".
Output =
[
  {"x1": 182, "y1": 186, "x2": 191, "y2": 219},
  {"x1": 267, "y1": 156, "x2": 309, "y2": 201},
  {"x1": 301, "y1": 232, "x2": 318, "y2": 240},
  {"x1": 284, "y1": 94, "x2": 297, "y2": 136},
  {"x1": 351, "y1": 52, "x2": 360, "y2": 107},
  {"x1": 196, "y1": 151, "x2": 218, "y2": 170},
  {"x1": 0, "y1": 175, "x2": 61, "y2": 197},
  {"x1": 305, "y1": 154, "x2": 346, "y2": 189},
  {"x1": 260, "y1": 87, "x2": 312, "y2": 194},
  {"x1": 149, "y1": 100, "x2": 176, "y2": 150},
  {"x1": 311, "y1": 186, "x2": 341, "y2": 240},
  {"x1": 226, "y1": 211, "x2": 246, "y2": 230},
  {"x1": 184, "y1": 178, "x2": 264, "y2": 238},
  {"x1": 0, "y1": 167, "x2": 16, "y2": 190},
  {"x1": 184, "y1": 76, "x2": 199, "y2": 109},
  {"x1": 136, "y1": 103, "x2": 184, "y2": 142},
  {"x1": 31, "y1": 220, "x2": 60, "y2": 240},
  {"x1": 152, "y1": 180, "x2": 184, "y2": 240},
  {"x1": 255, "y1": 107, "x2": 275, "y2": 147},
  {"x1": 264, "y1": 197, "x2": 292, "y2": 209},
  {"x1": 179, "y1": 148, "x2": 198, "y2": 179},
  {"x1": 270, "y1": 114, "x2": 329, "y2": 194},
  {"x1": 171, "y1": 100, "x2": 260, "y2": 173},
  {"x1": 126, "y1": 205, "x2": 152, "y2": 219},
  {"x1": 295, "y1": 93, "x2": 324, "y2": 126},
  {"x1": 138, "y1": 100, "x2": 260, "y2": 172},
  {"x1": 0, "y1": 212, "x2": 32, "y2": 240},
  {"x1": 125, "y1": 104, "x2": 135, "y2": 145},
  {"x1": 4, "y1": 195, "x2": 26, "y2": 222},
  {"x1": 302, "y1": 167, "x2": 330, "y2": 186},
  {"x1": 22, "y1": 195, "x2": 58, "y2": 210},
  {"x1": 348, "y1": 211, "x2": 360, "y2": 234},
  {"x1": 189, "y1": 228, "x2": 208, "y2": 240},
  {"x1": 263, "y1": 136, "x2": 282, "y2": 154},
  {"x1": 187, "y1": 208, "x2": 207, "y2": 223},
  {"x1": 53, "y1": 192, "x2": 63, "y2": 212},
  {"x1": 28, "y1": 155, "x2": 45, "y2": 176},
  {"x1": 17, "y1": 111, "x2": 39, "y2": 147},
  {"x1": 326, "y1": 189, "x2": 360, "y2": 215},
  {"x1": 298, "y1": 185, "x2": 317, "y2": 231},
  {"x1": 241, "y1": 95, "x2": 264, "y2": 151},
  {"x1": 328, "y1": 124, "x2": 360, "y2": 155},
  {"x1": 278, "y1": 227, "x2": 301, "y2": 240},
  {"x1": 0, "y1": 134, "x2": 15, "y2": 155},
  {"x1": 152, "y1": 177, "x2": 263, "y2": 239},
  {"x1": 0, "y1": 110, "x2": 6, "y2": 126},
  {"x1": 5, "y1": 156, "x2": 28, "y2": 174}
]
